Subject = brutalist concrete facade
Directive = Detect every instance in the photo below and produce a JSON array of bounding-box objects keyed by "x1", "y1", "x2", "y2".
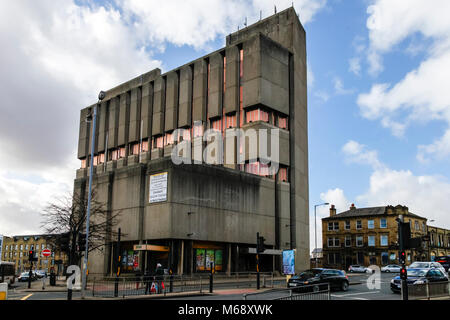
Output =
[{"x1": 74, "y1": 8, "x2": 309, "y2": 276}]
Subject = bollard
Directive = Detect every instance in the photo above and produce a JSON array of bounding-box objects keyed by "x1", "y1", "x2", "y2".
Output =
[
  {"x1": 114, "y1": 277, "x2": 119, "y2": 297},
  {"x1": 0, "y1": 283, "x2": 8, "y2": 300},
  {"x1": 67, "y1": 288, "x2": 72, "y2": 301},
  {"x1": 209, "y1": 274, "x2": 213, "y2": 293},
  {"x1": 169, "y1": 274, "x2": 174, "y2": 293}
]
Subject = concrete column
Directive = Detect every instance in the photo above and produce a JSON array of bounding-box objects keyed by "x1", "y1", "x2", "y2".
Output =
[
  {"x1": 227, "y1": 243, "x2": 232, "y2": 276},
  {"x1": 178, "y1": 240, "x2": 184, "y2": 275}
]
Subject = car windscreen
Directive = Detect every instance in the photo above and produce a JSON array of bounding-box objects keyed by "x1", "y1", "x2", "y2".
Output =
[
  {"x1": 409, "y1": 262, "x2": 429, "y2": 268},
  {"x1": 293, "y1": 271, "x2": 315, "y2": 279},
  {"x1": 407, "y1": 269, "x2": 427, "y2": 277}
]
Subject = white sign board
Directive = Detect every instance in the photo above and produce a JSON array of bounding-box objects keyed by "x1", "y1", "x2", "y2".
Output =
[{"x1": 149, "y1": 172, "x2": 168, "y2": 203}]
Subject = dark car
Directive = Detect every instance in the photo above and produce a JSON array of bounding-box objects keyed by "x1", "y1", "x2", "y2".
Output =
[
  {"x1": 434, "y1": 256, "x2": 450, "y2": 272},
  {"x1": 288, "y1": 268, "x2": 349, "y2": 292},
  {"x1": 390, "y1": 268, "x2": 449, "y2": 293}
]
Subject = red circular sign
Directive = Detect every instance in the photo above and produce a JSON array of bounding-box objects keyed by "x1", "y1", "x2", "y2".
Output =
[{"x1": 42, "y1": 249, "x2": 52, "y2": 257}]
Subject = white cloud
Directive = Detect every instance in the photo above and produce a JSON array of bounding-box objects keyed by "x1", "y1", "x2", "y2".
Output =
[
  {"x1": 348, "y1": 57, "x2": 361, "y2": 76},
  {"x1": 357, "y1": 169, "x2": 450, "y2": 228},
  {"x1": 118, "y1": 0, "x2": 327, "y2": 50},
  {"x1": 417, "y1": 129, "x2": 450, "y2": 163},
  {"x1": 344, "y1": 140, "x2": 450, "y2": 227},
  {"x1": 358, "y1": 0, "x2": 450, "y2": 160},
  {"x1": 333, "y1": 77, "x2": 355, "y2": 95},
  {"x1": 342, "y1": 140, "x2": 384, "y2": 170},
  {"x1": 0, "y1": 0, "x2": 327, "y2": 236}
]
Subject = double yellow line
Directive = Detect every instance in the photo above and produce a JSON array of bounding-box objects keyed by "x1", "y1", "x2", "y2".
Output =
[{"x1": 20, "y1": 294, "x2": 33, "y2": 300}]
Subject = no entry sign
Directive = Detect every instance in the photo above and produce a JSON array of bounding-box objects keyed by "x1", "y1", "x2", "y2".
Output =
[{"x1": 42, "y1": 249, "x2": 51, "y2": 257}]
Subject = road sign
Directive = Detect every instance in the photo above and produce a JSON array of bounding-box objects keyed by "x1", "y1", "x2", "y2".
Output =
[{"x1": 42, "y1": 249, "x2": 52, "y2": 257}]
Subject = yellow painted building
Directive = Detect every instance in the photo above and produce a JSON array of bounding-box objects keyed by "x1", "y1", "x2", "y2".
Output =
[
  {"x1": 322, "y1": 204, "x2": 429, "y2": 270},
  {"x1": 1, "y1": 234, "x2": 68, "y2": 275},
  {"x1": 428, "y1": 226, "x2": 450, "y2": 259}
]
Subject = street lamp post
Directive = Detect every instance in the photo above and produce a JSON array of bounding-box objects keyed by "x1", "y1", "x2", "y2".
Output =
[
  {"x1": 314, "y1": 203, "x2": 329, "y2": 268},
  {"x1": 81, "y1": 91, "x2": 105, "y2": 299}
]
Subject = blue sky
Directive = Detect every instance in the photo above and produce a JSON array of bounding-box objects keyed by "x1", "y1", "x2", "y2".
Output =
[{"x1": 0, "y1": 0, "x2": 449, "y2": 252}]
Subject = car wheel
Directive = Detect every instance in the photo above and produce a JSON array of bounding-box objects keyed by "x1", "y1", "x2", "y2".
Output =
[
  {"x1": 341, "y1": 281, "x2": 349, "y2": 292},
  {"x1": 385, "y1": 270, "x2": 390, "y2": 273}
]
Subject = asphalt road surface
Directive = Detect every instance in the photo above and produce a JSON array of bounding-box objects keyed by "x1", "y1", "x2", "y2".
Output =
[{"x1": 7, "y1": 273, "x2": 403, "y2": 301}]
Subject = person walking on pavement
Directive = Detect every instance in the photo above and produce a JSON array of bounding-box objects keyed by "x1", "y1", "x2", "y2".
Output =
[{"x1": 155, "y1": 263, "x2": 164, "y2": 294}]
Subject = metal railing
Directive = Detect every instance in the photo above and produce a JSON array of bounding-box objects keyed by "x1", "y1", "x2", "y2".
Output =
[
  {"x1": 92, "y1": 275, "x2": 209, "y2": 298},
  {"x1": 407, "y1": 281, "x2": 450, "y2": 300},
  {"x1": 90, "y1": 272, "x2": 285, "y2": 298},
  {"x1": 243, "y1": 283, "x2": 331, "y2": 301}
]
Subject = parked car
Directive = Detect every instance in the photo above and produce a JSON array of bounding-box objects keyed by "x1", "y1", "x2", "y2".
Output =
[
  {"x1": 35, "y1": 270, "x2": 47, "y2": 279},
  {"x1": 381, "y1": 265, "x2": 401, "y2": 273},
  {"x1": 288, "y1": 268, "x2": 349, "y2": 292},
  {"x1": 390, "y1": 268, "x2": 449, "y2": 293},
  {"x1": 407, "y1": 261, "x2": 447, "y2": 275},
  {"x1": 348, "y1": 265, "x2": 373, "y2": 273},
  {"x1": 434, "y1": 256, "x2": 450, "y2": 272},
  {"x1": 18, "y1": 271, "x2": 37, "y2": 282}
]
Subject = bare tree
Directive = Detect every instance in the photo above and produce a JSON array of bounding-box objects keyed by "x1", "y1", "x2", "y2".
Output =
[{"x1": 41, "y1": 190, "x2": 122, "y2": 266}]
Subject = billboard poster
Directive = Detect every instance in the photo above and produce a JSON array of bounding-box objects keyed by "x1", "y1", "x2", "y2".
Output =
[
  {"x1": 206, "y1": 250, "x2": 215, "y2": 269},
  {"x1": 196, "y1": 249, "x2": 205, "y2": 271},
  {"x1": 215, "y1": 250, "x2": 223, "y2": 271},
  {"x1": 149, "y1": 172, "x2": 168, "y2": 203},
  {"x1": 282, "y1": 250, "x2": 295, "y2": 275}
]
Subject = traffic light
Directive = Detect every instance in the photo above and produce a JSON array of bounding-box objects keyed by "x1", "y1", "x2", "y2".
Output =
[
  {"x1": 400, "y1": 267, "x2": 407, "y2": 280},
  {"x1": 257, "y1": 235, "x2": 266, "y2": 253},
  {"x1": 28, "y1": 250, "x2": 35, "y2": 262},
  {"x1": 399, "y1": 251, "x2": 406, "y2": 265},
  {"x1": 59, "y1": 232, "x2": 71, "y2": 252},
  {"x1": 78, "y1": 233, "x2": 87, "y2": 252},
  {"x1": 399, "y1": 221, "x2": 411, "y2": 249}
]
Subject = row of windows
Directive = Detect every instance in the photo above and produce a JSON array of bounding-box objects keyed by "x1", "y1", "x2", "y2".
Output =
[
  {"x1": 4, "y1": 251, "x2": 55, "y2": 259},
  {"x1": 81, "y1": 48, "x2": 290, "y2": 183},
  {"x1": 243, "y1": 162, "x2": 289, "y2": 182},
  {"x1": 328, "y1": 219, "x2": 388, "y2": 231},
  {"x1": 327, "y1": 252, "x2": 408, "y2": 265},
  {"x1": 328, "y1": 219, "x2": 429, "y2": 232},
  {"x1": 3, "y1": 244, "x2": 48, "y2": 251},
  {"x1": 327, "y1": 235, "x2": 390, "y2": 248}
]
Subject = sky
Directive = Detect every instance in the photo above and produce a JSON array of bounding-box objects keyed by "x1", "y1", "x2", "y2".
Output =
[{"x1": 0, "y1": 0, "x2": 449, "y2": 254}]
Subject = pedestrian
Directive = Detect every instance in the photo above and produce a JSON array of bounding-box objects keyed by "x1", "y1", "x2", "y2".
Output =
[{"x1": 155, "y1": 263, "x2": 164, "y2": 294}]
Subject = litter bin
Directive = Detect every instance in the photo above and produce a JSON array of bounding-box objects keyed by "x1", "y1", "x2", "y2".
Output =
[{"x1": 50, "y1": 272, "x2": 56, "y2": 286}]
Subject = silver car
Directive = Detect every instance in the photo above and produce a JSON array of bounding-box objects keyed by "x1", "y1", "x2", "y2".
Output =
[
  {"x1": 407, "y1": 261, "x2": 447, "y2": 275},
  {"x1": 381, "y1": 264, "x2": 401, "y2": 273},
  {"x1": 348, "y1": 265, "x2": 371, "y2": 273}
]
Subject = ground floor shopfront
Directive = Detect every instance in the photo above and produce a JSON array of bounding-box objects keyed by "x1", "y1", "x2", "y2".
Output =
[
  {"x1": 105, "y1": 239, "x2": 281, "y2": 276},
  {"x1": 324, "y1": 248, "x2": 429, "y2": 270}
]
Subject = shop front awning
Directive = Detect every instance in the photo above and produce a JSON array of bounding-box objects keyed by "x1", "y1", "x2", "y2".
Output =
[{"x1": 133, "y1": 244, "x2": 170, "y2": 252}]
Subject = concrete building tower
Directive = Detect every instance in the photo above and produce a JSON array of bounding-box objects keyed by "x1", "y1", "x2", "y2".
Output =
[{"x1": 74, "y1": 7, "x2": 309, "y2": 276}]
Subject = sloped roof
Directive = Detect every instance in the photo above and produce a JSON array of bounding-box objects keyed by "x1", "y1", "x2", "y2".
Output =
[{"x1": 323, "y1": 206, "x2": 426, "y2": 220}]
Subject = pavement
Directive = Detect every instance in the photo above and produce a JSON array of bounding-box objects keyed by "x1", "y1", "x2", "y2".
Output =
[{"x1": 5, "y1": 273, "x2": 449, "y2": 301}]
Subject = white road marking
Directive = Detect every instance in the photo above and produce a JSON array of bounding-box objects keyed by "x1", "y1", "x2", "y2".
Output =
[{"x1": 332, "y1": 291, "x2": 380, "y2": 297}]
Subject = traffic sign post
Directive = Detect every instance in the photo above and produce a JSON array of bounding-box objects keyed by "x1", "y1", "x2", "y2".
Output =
[{"x1": 42, "y1": 249, "x2": 52, "y2": 258}]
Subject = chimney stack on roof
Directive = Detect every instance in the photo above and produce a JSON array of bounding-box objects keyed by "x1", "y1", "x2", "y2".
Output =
[
  {"x1": 330, "y1": 205, "x2": 336, "y2": 217},
  {"x1": 350, "y1": 204, "x2": 356, "y2": 210}
]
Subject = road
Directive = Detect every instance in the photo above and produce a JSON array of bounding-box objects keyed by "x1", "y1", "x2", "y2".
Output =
[
  {"x1": 7, "y1": 272, "x2": 402, "y2": 300},
  {"x1": 165, "y1": 272, "x2": 402, "y2": 300}
]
